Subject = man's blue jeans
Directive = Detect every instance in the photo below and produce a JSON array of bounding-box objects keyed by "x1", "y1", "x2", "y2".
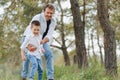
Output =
[
  {"x1": 21, "y1": 43, "x2": 54, "y2": 80},
  {"x1": 43, "y1": 43, "x2": 54, "y2": 79}
]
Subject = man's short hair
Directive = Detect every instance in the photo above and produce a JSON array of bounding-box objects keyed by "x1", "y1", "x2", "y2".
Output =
[{"x1": 44, "y1": 3, "x2": 55, "y2": 11}]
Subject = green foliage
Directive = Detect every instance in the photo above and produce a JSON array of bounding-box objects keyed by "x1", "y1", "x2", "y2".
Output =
[
  {"x1": 0, "y1": 0, "x2": 43, "y2": 63},
  {"x1": 111, "y1": 10, "x2": 120, "y2": 44},
  {"x1": 0, "y1": 63, "x2": 21, "y2": 80},
  {"x1": 34, "y1": 64, "x2": 119, "y2": 80},
  {"x1": 0, "y1": 0, "x2": 9, "y2": 6},
  {"x1": 53, "y1": 65, "x2": 81, "y2": 80},
  {"x1": 1, "y1": 57, "x2": 120, "y2": 80}
]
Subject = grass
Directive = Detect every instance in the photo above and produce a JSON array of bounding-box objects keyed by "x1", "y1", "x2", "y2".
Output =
[
  {"x1": 34, "y1": 64, "x2": 119, "y2": 80},
  {"x1": 0, "y1": 57, "x2": 120, "y2": 80},
  {"x1": 0, "y1": 63, "x2": 21, "y2": 80}
]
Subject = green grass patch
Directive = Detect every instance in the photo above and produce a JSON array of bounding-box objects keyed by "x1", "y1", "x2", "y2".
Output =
[{"x1": 0, "y1": 60, "x2": 120, "y2": 80}]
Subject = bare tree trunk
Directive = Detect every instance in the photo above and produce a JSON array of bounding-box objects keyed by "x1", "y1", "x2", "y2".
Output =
[
  {"x1": 86, "y1": 29, "x2": 92, "y2": 62},
  {"x1": 62, "y1": 46, "x2": 70, "y2": 66},
  {"x1": 70, "y1": 0, "x2": 87, "y2": 68},
  {"x1": 73, "y1": 54, "x2": 78, "y2": 64},
  {"x1": 97, "y1": 0, "x2": 117, "y2": 76},
  {"x1": 96, "y1": 33, "x2": 104, "y2": 65},
  {"x1": 55, "y1": 0, "x2": 70, "y2": 66},
  {"x1": 91, "y1": 33, "x2": 97, "y2": 62}
]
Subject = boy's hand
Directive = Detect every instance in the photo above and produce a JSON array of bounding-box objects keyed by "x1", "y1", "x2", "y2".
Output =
[
  {"x1": 21, "y1": 54, "x2": 26, "y2": 61},
  {"x1": 21, "y1": 49, "x2": 26, "y2": 61},
  {"x1": 27, "y1": 44, "x2": 37, "y2": 52}
]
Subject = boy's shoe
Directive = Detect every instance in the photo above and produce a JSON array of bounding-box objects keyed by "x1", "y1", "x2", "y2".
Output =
[
  {"x1": 49, "y1": 79, "x2": 54, "y2": 80},
  {"x1": 22, "y1": 78, "x2": 26, "y2": 80}
]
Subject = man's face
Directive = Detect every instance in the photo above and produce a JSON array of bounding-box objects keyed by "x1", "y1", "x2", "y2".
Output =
[
  {"x1": 31, "y1": 25, "x2": 40, "y2": 36},
  {"x1": 44, "y1": 7, "x2": 54, "y2": 21}
]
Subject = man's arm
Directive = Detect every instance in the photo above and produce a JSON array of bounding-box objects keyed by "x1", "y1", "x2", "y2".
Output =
[
  {"x1": 42, "y1": 18, "x2": 57, "y2": 44},
  {"x1": 40, "y1": 37, "x2": 49, "y2": 44}
]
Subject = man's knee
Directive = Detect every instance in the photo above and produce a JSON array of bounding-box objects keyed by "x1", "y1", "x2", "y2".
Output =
[{"x1": 45, "y1": 50, "x2": 53, "y2": 58}]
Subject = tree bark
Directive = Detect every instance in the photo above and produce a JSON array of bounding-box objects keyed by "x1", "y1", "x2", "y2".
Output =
[
  {"x1": 55, "y1": 0, "x2": 71, "y2": 66},
  {"x1": 96, "y1": 33, "x2": 104, "y2": 65},
  {"x1": 91, "y1": 33, "x2": 97, "y2": 62},
  {"x1": 70, "y1": 0, "x2": 87, "y2": 68},
  {"x1": 97, "y1": 0, "x2": 117, "y2": 76},
  {"x1": 62, "y1": 46, "x2": 70, "y2": 66}
]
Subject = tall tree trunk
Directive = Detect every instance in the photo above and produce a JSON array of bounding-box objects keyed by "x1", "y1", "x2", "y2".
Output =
[
  {"x1": 96, "y1": 33, "x2": 104, "y2": 65},
  {"x1": 91, "y1": 33, "x2": 97, "y2": 62},
  {"x1": 86, "y1": 29, "x2": 92, "y2": 62},
  {"x1": 70, "y1": 0, "x2": 87, "y2": 68},
  {"x1": 61, "y1": 25, "x2": 70, "y2": 66},
  {"x1": 56, "y1": 0, "x2": 71, "y2": 66},
  {"x1": 97, "y1": 0, "x2": 117, "y2": 76},
  {"x1": 62, "y1": 46, "x2": 70, "y2": 66}
]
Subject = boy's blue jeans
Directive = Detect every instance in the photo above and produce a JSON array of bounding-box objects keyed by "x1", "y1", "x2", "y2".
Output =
[
  {"x1": 22, "y1": 54, "x2": 43, "y2": 80},
  {"x1": 21, "y1": 43, "x2": 54, "y2": 80}
]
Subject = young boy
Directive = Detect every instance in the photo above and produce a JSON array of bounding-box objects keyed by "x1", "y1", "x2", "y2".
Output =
[{"x1": 20, "y1": 20, "x2": 44, "y2": 80}]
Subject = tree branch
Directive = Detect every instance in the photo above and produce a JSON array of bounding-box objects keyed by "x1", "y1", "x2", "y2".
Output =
[
  {"x1": 53, "y1": 37, "x2": 62, "y2": 46},
  {"x1": 67, "y1": 40, "x2": 74, "y2": 48},
  {"x1": 50, "y1": 44, "x2": 62, "y2": 50}
]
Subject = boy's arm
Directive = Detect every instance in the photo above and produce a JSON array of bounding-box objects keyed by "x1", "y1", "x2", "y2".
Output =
[
  {"x1": 21, "y1": 36, "x2": 30, "y2": 49},
  {"x1": 27, "y1": 44, "x2": 37, "y2": 52},
  {"x1": 21, "y1": 49, "x2": 26, "y2": 61},
  {"x1": 20, "y1": 36, "x2": 30, "y2": 61}
]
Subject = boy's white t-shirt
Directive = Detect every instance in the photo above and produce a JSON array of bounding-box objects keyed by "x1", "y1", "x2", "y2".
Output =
[{"x1": 20, "y1": 33, "x2": 43, "y2": 59}]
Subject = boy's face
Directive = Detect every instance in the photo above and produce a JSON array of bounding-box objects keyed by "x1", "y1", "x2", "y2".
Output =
[{"x1": 31, "y1": 25, "x2": 40, "y2": 36}]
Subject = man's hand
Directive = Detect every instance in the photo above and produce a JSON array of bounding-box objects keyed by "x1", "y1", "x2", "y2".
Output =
[
  {"x1": 40, "y1": 37, "x2": 49, "y2": 44},
  {"x1": 27, "y1": 44, "x2": 37, "y2": 52},
  {"x1": 41, "y1": 48, "x2": 45, "y2": 53},
  {"x1": 40, "y1": 40, "x2": 45, "y2": 44}
]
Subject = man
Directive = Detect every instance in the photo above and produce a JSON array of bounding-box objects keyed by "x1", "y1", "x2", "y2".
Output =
[{"x1": 21, "y1": 3, "x2": 56, "y2": 80}]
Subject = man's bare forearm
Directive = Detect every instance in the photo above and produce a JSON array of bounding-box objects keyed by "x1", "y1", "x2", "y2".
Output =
[{"x1": 41, "y1": 37, "x2": 49, "y2": 44}]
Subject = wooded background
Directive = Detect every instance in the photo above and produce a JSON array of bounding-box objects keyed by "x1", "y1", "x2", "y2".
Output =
[{"x1": 0, "y1": 0, "x2": 120, "y2": 79}]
